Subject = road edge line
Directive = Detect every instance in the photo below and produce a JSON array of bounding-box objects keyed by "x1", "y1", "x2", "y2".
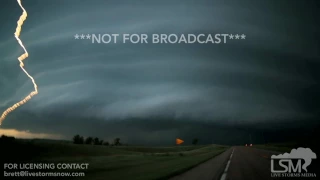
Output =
[{"x1": 220, "y1": 148, "x2": 234, "y2": 180}]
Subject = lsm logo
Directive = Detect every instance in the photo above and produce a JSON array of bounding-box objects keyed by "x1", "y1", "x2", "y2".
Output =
[{"x1": 271, "y1": 147, "x2": 317, "y2": 178}]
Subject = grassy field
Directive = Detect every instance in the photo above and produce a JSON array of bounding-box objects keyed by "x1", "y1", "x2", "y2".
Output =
[
  {"x1": 252, "y1": 143, "x2": 298, "y2": 153},
  {"x1": 3, "y1": 139, "x2": 228, "y2": 180}
]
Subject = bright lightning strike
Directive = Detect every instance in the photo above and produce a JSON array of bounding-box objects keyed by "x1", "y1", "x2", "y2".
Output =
[{"x1": 0, "y1": 0, "x2": 38, "y2": 125}]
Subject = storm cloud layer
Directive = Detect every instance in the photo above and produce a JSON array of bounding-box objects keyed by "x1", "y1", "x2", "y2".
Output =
[{"x1": 0, "y1": 0, "x2": 319, "y2": 144}]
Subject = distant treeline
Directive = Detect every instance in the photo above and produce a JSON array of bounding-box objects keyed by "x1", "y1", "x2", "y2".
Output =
[
  {"x1": 73, "y1": 134, "x2": 123, "y2": 146},
  {"x1": 0, "y1": 135, "x2": 16, "y2": 144}
]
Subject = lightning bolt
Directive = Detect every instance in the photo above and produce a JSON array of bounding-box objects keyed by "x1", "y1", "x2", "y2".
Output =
[{"x1": 0, "y1": 0, "x2": 38, "y2": 125}]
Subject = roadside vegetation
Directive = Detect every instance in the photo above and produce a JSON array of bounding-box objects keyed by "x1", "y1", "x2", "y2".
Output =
[{"x1": 1, "y1": 135, "x2": 228, "y2": 180}]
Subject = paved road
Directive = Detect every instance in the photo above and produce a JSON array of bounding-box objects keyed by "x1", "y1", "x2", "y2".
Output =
[{"x1": 170, "y1": 146, "x2": 280, "y2": 180}]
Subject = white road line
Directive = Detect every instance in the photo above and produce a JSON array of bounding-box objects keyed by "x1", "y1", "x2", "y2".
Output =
[
  {"x1": 220, "y1": 173, "x2": 227, "y2": 180},
  {"x1": 220, "y1": 148, "x2": 234, "y2": 180},
  {"x1": 224, "y1": 160, "x2": 231, "y2": 172}
]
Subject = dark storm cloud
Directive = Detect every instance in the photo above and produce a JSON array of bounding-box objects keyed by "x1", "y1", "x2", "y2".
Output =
[{"x1": 0, "y1": 0, "x2": 319, "y2": 144}]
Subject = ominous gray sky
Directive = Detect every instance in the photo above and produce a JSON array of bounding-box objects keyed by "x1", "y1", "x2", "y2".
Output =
[{"x1": 0, "y1": 0, "x2": 319, "y2": 145}]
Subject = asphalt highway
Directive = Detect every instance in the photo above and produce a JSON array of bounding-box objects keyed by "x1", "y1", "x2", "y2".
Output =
[{"x1": 170, "y1": 146, "x2": 280, "y2": 180}]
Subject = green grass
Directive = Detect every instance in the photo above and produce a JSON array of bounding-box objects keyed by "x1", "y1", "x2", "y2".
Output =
[
  {"x1": 13, "y1": 140, "x2": 228, "y2": 180},
  {"x1": 45, "y1": 145, "x2": 227, "y2": 180},
  {"x1": 113, "y1": 145, "x2": 208, "y2": 153},
  {"x1": 253, "y1": 143, "x2": 297, "y2": 153}
]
